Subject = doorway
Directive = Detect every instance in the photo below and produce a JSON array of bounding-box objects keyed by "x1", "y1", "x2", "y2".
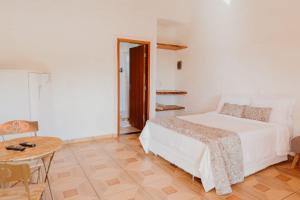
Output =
[{"x1": 117, "y1": 38, "x2": 150, "y2": 136}]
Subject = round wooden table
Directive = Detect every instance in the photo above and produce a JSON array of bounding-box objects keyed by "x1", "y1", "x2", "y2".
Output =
[
  {"x1": 0, "y1": 136, "x2": 63, "y2": 200},
  {"x1": 0, "y1": 136, "x2": 63, "y2": 163}
]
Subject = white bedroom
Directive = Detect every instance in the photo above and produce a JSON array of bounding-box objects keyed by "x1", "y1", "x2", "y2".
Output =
[{"x1": 0, "y1": 0, "x2": 300, "y2": 200}]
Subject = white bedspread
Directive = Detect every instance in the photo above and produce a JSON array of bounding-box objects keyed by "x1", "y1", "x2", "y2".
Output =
[{"x1": 139, "y1": 112, "x2": 290, "y2": 192}]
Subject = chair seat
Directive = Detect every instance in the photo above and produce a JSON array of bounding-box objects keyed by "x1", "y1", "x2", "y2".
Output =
[
  {"x1": 0, "y1": 183, "x2": 45, "y2": 200},
  {"x1": 17, "y1": 159, "x2": 42, "y2": 167}
]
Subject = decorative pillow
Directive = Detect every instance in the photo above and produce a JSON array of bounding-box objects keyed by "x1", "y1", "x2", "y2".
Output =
[
  {"x1": 242, "y1": 106, "x2": 272, "y2": 122},
  {"x1": 220, "y1": 103, "x2": 245, "y2": 118},
  {"x1": 216, "y1": 94, "x2": 251, "y2": 112}
]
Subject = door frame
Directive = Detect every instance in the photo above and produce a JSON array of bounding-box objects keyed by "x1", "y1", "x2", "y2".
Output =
[{"x1": 117, "y1": 38, "x2": 151, "y2": 137}]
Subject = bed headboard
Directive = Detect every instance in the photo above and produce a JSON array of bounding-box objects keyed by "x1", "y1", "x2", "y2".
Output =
[{"x1": 217, "y1": 94, "x2": 296, "y2": 137}]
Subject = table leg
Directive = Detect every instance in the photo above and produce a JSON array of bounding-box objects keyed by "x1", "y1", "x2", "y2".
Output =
[{"x1": 42, "y1": 153, "x2": 55, "y2": 200}]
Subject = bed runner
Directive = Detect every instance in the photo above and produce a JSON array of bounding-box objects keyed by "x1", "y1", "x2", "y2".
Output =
[{"x1": 150, "y1": 117, "x2": 244, "y2": 195}]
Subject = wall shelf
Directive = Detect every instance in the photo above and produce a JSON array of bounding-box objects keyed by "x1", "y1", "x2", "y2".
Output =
[
  {"x1": 156, "y1": 90, "x2": 187, "y2": 95},
  {"x1": 157, "y1": 43, "x2": 188, "y2": 51},
  {"x1": 156, "y1": 104, "x2": 185, "y2": 112}
]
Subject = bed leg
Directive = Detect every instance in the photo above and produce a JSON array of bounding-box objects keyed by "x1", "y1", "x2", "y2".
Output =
[{"x1": 192, "y1": 176, "x2": 195, "y2": 182}]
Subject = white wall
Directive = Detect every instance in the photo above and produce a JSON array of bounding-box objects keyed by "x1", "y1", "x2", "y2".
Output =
[
  {"x1": 0, "y1": 70, "x2": 31, "y2": 121},
  {"x1": 0, "y1": 70, "x2": 49, "y2": 140},
  {"x1": 4, "y1": 0, "x2": 299, "y2": 139},
  {"x1": 157, "y1": 19, "x2": 190, "y2": 92},
  {"x1": 178, "y1": 0, "x2": 300, "y2": 136},
  {"x1": 156, "y1": 49, "x2": 178, "y2": 117},
  {"x1": 156, "y1": 19, "x2": 190, "y2": 117},
  {"x1": 0, "y1": 0, "x2": 192, "y2": 140}
]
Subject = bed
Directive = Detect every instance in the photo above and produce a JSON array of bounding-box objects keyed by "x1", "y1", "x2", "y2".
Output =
[{"x1": 139, "y1": 96, "x2": 294, "y2": 194}]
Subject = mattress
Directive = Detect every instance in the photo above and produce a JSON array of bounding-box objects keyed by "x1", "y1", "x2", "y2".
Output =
[{"x1": 139, "y1": 112, "x2": 290, "y2": 192}]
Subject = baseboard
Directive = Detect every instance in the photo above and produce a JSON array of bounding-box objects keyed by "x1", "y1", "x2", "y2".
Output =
[{"x1": 64, "y1": 133, "x2": 117, "y2": 144}]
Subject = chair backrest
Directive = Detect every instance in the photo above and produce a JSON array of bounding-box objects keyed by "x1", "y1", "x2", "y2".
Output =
[
  {"x1": 0, "y1": 120, "x2": 38, "y2": 138},
  {"x1": 0, "y1": 164, "x2": 31, "y2": 200}
]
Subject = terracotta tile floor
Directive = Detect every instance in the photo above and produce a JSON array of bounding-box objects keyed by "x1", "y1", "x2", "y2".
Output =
[{"x1": 45, "y1": 134, "x2": 300, "y2": 200}]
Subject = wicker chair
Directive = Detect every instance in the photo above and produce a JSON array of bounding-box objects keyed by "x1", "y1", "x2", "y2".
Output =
[
  {"x1": 0, "y1": 120, "x2": 42, "y2": 182},
  {"x1": 0, "y1": 120, "x2": 38, "y2": 140},
  {"x1": 0, "y1": 163, "x2": 45, "y2": 200}
]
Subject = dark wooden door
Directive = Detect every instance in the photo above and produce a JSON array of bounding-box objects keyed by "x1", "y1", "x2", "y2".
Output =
[{"x1": 129, "y1": 45, "x2": 147, "y2": 130}]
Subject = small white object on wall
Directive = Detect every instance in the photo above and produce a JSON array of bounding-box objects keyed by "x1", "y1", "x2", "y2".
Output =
[
  {"x1": 0, "y1": 70, "x2": 50, "y2": 140},
  {"x1": 0, "y1": 70, "x2": 50, "y2": 122},
  {"x1": 28, "y1": 72, "x2": 50, "y2": 121}
]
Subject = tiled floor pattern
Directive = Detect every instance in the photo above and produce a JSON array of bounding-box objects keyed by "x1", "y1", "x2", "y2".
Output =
[{"x1": 45, "y1": 134, "x2": 300, "y2": 200}]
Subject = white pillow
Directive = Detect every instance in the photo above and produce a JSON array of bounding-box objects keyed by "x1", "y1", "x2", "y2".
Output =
[
  {"x1": 251, "y1": 96, "x2": 295, "y2": 129},
  {"x1": 216, "y1": 94, "x2": 251, "y2": 112}
]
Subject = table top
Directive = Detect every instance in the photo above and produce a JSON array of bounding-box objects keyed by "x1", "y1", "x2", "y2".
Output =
[{"x1": 0, "y1": 136, "x2": 63, "y2": 163}]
